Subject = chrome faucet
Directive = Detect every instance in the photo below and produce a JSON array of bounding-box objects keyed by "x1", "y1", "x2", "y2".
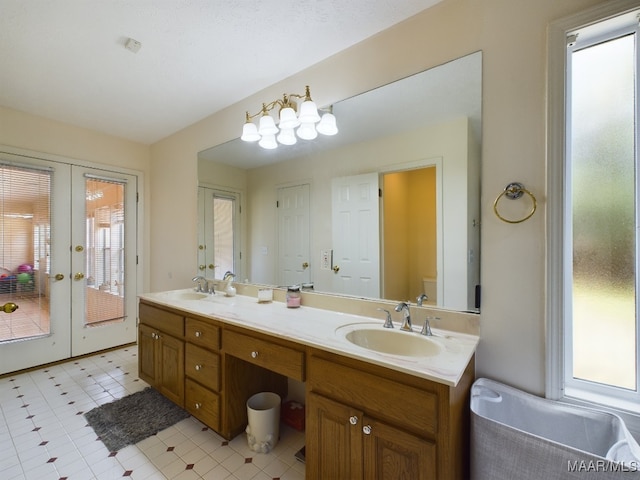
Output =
[
  {"x1": 377, "y1": 308, "x2": 394, "y2": 329},
  {"x1": 192, "y1": 275, "x2": 207, "y2": 293},
  {"x1": 420, "y1": 317, "x2": 433, "y2": 336},
  {"x1": 394, "y1": 302, "x2": 412, "y2": 331},
  {"x1": 416, "y1": 293, "x2": 428, "y2": 306}
]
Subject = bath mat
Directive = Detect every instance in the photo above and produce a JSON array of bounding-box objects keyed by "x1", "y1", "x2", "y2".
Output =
[{"x1": 84, "y1": 387, "x2": 190, "y2": 452}]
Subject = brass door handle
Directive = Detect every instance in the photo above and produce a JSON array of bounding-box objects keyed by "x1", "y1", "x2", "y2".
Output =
[
  {"x1": 1, "y1": 302, "x2": 18, "y2": 313},
  {"x1": 74, "y1": 272, "x2": 85, "y2": 280},
  {"x1": 54, "y1": 273, "x2": 65, "y2": 281},
  {"x1": 302, "y1": 262, "x2": 309, "y2": 269},
  {"x1": 199, "y1": 264, "x2": 206, "y2": 271},
  {"x1": 333, "y1": 265, "x2": 340, "y2": 273}
]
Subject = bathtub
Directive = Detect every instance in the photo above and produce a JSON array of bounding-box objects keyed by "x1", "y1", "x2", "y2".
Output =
[{"x1": 471, "y1": 378, "x2": 640, "y2": 479}]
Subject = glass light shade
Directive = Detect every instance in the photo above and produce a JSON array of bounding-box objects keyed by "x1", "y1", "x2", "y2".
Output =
[
  {"x1": 258, "y1": 134, "x2": 278, "y2": 149},
  {"x1": 316, "y1": 112, "x2": 338, "y2": 136},
  {"x1": 296, "y1": 122, "x2": 318, "y2": 140},
  {"x1": 277, "y1": 128, "x2": 297, "y2": 145},
  {"x1": 258, "y1": 114, "x2": 279, "y2": 135},
  {"x1": 241, "y1": 122, "x2": 260, "y2": 142},
  {"x1": 278, "y1": 107, "x2": 300, "y2": 129},
  {"x1": 297, "y1": 100, "x2": 321, "y2": 124}
]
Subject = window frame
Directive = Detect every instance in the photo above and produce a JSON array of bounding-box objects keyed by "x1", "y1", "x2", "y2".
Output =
[{"x1": 547, "y1": 0, "x2": 640, "y2": 433}]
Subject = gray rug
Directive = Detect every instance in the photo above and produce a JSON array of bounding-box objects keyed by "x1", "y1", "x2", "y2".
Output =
[{"x1": 84, "y1": 387, "x2": 191, "y2": 452}]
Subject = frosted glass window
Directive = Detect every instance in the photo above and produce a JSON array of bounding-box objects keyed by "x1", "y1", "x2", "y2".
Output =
[{"x1": 570, "y1": 34, "x2": 636, "y2": 390}]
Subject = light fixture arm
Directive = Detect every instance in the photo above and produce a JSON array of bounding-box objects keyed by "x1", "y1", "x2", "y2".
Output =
[{"x1": 243, "y1": 86, "x2": 314, "y2": 121}]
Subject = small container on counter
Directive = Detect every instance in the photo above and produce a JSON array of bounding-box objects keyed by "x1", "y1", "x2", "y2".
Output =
[
  {"x1": 286, "y1": 286, "x2": 301, "y2": 308},
  {"x1": 258, "y1": 288, "x2": 273, "y2": 303}
]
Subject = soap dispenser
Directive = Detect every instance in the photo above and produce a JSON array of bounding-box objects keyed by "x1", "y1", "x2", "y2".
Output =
[{"x1": 223, "y1": 271, "x2": 236, "y2": 297}]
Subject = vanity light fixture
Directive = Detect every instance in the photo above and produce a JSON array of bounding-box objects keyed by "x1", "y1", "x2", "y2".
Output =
[{"x1": 241, "y1": 86, "x2": 338, "y2": 149}]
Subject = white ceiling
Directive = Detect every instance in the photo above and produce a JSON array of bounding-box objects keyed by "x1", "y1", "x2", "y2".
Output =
[{"x1": 0, "y1": 0, "x2": 443, "y2": 145}]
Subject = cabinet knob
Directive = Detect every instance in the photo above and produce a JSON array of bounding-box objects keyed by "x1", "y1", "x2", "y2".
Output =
[
  {"x1": 195, "y1": 402, "x2": 202, "y2": 410},
  {"x1": 349, "y1": 416, "x2": 358, "y2": 425},
  {"x1": 363, "y1": 425, "x2": 372, "y2": 435},
  {"x1": 251, "y1": 351, "x2": 259, "y2": 358},
  {"x1": 195, "y1": 331, "x2": 202, "y2": 338},
  {"x1": 151, "y1": 332, "x2": 157, "y2": 339},
  {"x1": 195, "y1": 364, "x2": 202, "y2": 371}
]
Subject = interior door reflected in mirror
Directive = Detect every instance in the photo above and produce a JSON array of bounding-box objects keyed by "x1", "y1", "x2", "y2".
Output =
[{"x1": 198, "y1": 51, "x2": 482, "y2": 312}]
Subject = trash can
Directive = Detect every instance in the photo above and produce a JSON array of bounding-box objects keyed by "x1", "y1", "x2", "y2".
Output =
[{"x1": 246, "y1": 392, "x2": 281, "y2": 453}]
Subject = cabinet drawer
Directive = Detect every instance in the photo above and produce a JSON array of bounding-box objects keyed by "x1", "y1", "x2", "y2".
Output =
[
  {"x1": 185, "y1": 317, "x2": 220, "y2": 350},
  {"x1": 185, "y1": 343, "x2": 220, "y2": 391},
  {"x1": 185, "y1": 378, "x2": 220, "y2": 431},
  {"x1": 309, "y1": 356, "x2": 438, "y2": 436},
  {"x1": 139, "y1": 302, "x2": 184, "y2": 338},
  {"x1": 223, "y1": 330, "x2": 305, "y2": 381}
]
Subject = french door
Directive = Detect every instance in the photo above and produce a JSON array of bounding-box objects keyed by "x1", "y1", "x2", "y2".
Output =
[{"x1": 0, "y1": 152, "x2": 138, "y2": 374}]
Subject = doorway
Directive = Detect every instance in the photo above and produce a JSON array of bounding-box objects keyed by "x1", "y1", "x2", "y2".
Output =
[
  {"x1": 381, "y1": 166, "x2": 438, "y2": 303},
  {"x1": 0, "y1": 152, "x2": 139, "y2": 374}
]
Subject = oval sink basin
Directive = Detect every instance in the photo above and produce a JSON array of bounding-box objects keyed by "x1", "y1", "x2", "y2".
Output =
[
  {"x1": 340, "y1": 326, "x2": 442, "y2": 357},
  {"x1": 165, "y1": 291, "x2": 208, "y2": 301}
]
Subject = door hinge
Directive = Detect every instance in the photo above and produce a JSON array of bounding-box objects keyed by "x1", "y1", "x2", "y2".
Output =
[
  {"x1": 276, "y1": 200, "x2": 279, "y2": 208},
  {"x1": 378, "y1": 188, "x2": 382, "y2": 197}
]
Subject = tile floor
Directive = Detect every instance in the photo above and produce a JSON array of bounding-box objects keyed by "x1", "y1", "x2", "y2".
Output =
[
  {"x1": 0, "y1": 346, "x2": 306, "y2": 480},
  {"x1": 0, "y1": 293, "x2": 50, "y2": 342}
]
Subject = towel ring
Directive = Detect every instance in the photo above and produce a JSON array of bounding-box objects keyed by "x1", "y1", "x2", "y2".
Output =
[{"x1": 493, "y1": 182, "x2": 537, "y2": 224}]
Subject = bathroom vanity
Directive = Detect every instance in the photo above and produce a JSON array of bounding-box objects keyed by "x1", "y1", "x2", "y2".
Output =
[{"x1": 137, "y1": 288, "x2": 478, "y2": 479}]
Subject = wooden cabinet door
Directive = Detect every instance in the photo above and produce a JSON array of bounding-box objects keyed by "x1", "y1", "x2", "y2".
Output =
[
  {"x1": 306, "y1": 392, "x2": 363, "y2": 480},
  {"x1": 158, "y1": 333, "x2": 185, "y2": 406},
  {"x1": 138, "y1": 324, "x2": 158, "y2": 386},
  {"x1": 363, "y1": 416, "x2": 437, "y2": 479}
]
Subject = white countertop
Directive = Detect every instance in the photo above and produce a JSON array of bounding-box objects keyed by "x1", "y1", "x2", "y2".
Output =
[{"x1": 138, "y1": 288, "x2": 479, "y2": 387}]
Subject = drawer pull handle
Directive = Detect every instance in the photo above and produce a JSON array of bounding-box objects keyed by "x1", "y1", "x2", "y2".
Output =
[
  {"x1": 363, "y1": 425, "x2": 372, "y2": 435},
  {"x1": 195, "y1": 402, "x2": 202, "y2": 410},
  {"x1": 251, "y1": 351, "x2": 259, "y2": 358},
  {"x1": 195, "y1": 364, "x2": 202, "y2": 371},
  {"x1": 349, "y1": 416, "x2": 358, "y2": 425},
  {"x1": 195, "y1": 331, "x2": 202, "y2": 337}
]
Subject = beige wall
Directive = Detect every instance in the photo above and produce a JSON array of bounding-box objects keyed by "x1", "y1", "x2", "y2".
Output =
[{"x1": 149, "y1": 0, "x2": 612, "y2": 395}]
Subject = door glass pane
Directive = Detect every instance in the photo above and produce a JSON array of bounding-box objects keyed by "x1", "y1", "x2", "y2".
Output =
[
  {"x1": 85, "y1": 178, "x2": 125, "y2": 326},
  {"x1": 0, "y1": 165, "x2": 51, "y2": 341},
  {"x1": 570, "y1": 34, "x2": 636, "y2": 390},
  {"x1": 213, "y1": 195, "x2": 234, "y2": 278}
]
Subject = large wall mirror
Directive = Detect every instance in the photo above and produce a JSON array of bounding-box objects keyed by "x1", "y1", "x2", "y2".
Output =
[{"x1": 198, "y1": 51, "x2": 482, "y2": 313}]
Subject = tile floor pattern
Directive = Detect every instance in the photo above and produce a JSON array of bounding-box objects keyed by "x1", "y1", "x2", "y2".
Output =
[{"x1": 0, "y1": 346, "x2": 306, "y2": 480}]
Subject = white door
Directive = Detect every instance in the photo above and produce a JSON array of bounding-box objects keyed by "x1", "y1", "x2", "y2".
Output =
[
  {"x1": 0, "y1": 152, "x2": 138, "y2": 374},
  {"x1": 331, "y1": 173, "x2": 380, "y2": 298},
  {"x1": 70, "y1": 167, "x2": 138, "y2": 356},
  {"x1": 278, "y1": 184, "x2": 310, "y2": 286}
]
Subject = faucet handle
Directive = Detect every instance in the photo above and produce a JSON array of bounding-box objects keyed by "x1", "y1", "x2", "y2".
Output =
[
  {"x1": 377, "y1": 308, "x2": 394, "y2": 329},
  {"x1": 420, "y1": 317, "x2": 432, "y2": 336},
  {"x1": 420, "y1": 316, "x2": 440, "y2": 336}
]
